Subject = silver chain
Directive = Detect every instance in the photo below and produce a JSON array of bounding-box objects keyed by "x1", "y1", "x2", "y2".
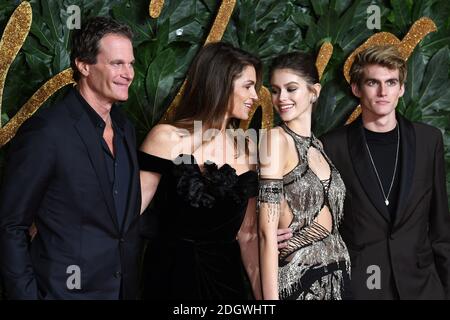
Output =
[{"x1": 364, "y1": 125, "x2": 400, "y2": 206}]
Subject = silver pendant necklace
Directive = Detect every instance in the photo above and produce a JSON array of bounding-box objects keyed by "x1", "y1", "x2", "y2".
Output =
[{"x1": 364, "y1": 125, "x2": 400, "y2": 206}]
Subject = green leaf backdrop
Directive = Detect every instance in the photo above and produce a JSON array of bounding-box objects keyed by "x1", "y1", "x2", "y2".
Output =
[
  {"x1": 0, "y1": 0, "x2": 449, "y2": 297},
  {"x1": 0, "y1": 0, "x2": 450, "y2": 212},
  {"x1": 0, "y1": 0, "x2": 450, "y2": 204},
  {"x1": 0, "y1": 0, "x2": 449, "y2": 220}
]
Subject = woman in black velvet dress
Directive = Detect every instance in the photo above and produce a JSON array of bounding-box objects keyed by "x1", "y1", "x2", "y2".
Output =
[{"x1": 139, "y1": 42, "x2": 262, "y2": 300}]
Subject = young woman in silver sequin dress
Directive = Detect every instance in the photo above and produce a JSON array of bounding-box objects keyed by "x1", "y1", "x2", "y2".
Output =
[{"x1": 258, "y1": 52, "x2": 351, "y2": 300}]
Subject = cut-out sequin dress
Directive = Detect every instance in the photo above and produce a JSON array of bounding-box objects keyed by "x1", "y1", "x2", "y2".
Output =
[{"x1": 259, "y1": 124, "x2": 351, "y2": 300}]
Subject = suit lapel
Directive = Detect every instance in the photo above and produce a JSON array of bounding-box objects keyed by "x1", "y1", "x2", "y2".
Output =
[
  {"x1": 67, "y1": 90, "x2": 120, "y2": 230},
  {"x1": 121, "y1": 123, "x2": 140, "y2": 233},
  {"x1": 347, "y1": 117, "x2": 391, "y2": 222},
  {"x1": 393, "y1": 114, "x2": 416, "y2": 228}
]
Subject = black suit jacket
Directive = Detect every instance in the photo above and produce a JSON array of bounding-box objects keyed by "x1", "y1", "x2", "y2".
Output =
[
  {"x1": 0, "y1": 88, "x2": 142, "y2": 299},
  {"x1": 321, "y1": 114, "x2": 450, "y2": 299}
]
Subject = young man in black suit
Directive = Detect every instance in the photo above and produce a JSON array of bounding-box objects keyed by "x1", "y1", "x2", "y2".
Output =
[
  {"x1": 319, "y1": 45, "x2": 450, "y2": 299},
  {"x1": 0, "y1": 17, "x2": 142, "y2": 299}
]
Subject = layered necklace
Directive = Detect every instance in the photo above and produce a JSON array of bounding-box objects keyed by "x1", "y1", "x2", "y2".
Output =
[{"x1": 364, "y1": 125, "x2": 400, "y2": 206}]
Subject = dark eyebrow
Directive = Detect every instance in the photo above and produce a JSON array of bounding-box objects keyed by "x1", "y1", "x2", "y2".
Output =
[
  {"x1": 244, "y1": 80, "x2": 255, "y2": 85},
  {"x1": 270, "y1": 81, "x2": 300, "y2": 89},
  {"x1": 270, "y1": 81, "x2": 299, "y2": 89},
  {"x1": 110, "y1": 59, "x2": 135, "y2": 64},
  {"x1": 364, "y1": 78, "x2": 399, "y2": 83}
]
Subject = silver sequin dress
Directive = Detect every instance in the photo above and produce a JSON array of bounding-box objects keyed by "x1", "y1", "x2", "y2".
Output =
[{"x1": 259, "y1": 124, "x2": 351, "y2": 300}]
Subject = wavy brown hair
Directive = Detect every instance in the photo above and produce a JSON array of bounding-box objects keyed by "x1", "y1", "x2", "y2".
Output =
[{"x1": 170, "y1": 42, "x2": 262, "y2": 132}]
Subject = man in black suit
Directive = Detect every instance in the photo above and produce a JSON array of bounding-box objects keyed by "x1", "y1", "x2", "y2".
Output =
[
  {"x1": 0, "y1": 17, "x2": 142, "y2": 299},
  {"x1": 320, "y1": 45, "x2": 450, "y2": 299}
]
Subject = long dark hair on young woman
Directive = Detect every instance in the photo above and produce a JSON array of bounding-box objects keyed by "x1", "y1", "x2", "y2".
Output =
[{"x1": 170, "y1": 42, "x2": 262, "y2": 132}]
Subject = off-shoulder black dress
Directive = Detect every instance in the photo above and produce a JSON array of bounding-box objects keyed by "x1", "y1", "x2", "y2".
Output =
[{"x1": 138, "y1": 151, "x2": 258, "y2": 300}]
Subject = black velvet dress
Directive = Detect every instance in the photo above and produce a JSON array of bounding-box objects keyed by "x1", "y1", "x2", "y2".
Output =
[{"x1": 138, "y1": 151, "x2": 258, "y2": 300}]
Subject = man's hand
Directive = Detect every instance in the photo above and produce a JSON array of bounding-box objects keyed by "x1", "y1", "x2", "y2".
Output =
[
  {"x1": 29, "y1": 223, "x2": 37, "y2": 241},
  {"x1": 277, "y1": 228, "x2": 292, "y2": 249}
]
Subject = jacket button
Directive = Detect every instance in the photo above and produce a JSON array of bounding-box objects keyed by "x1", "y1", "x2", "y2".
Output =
[
  {"x1": 114, "y1": 271, "x2": 122, "y2": 278},
  {"x1": 119, "y1": 238, "x2": 125, "y2": 243}
]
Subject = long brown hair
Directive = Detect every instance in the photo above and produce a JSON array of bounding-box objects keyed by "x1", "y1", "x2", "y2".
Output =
[{"x1": 171, "y1": 42, "x2": 262, "y2": 132}]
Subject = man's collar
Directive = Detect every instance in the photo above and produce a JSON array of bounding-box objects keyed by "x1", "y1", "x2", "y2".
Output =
[{"x1": 73, "y1": 87, "x2": 126, "y2": 132}]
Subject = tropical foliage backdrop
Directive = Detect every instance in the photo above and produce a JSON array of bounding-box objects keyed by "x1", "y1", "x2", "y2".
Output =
[{"x1": 0, "y1": 0, "x2": 449, "y2": 297}]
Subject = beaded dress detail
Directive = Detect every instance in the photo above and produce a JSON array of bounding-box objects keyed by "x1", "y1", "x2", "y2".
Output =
[{"x1": 259, "y1": 124, "x2": 351, "y2": 300}]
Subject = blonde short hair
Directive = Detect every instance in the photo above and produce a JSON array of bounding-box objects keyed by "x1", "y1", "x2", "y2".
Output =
[{"x1": 350, "y1": 45, "x2": 407, "y2": 87}]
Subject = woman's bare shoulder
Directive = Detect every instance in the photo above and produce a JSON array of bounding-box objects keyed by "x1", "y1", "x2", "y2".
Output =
[{"x1": 140, "y1": 124, "x2": 185, "y2": 159}]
